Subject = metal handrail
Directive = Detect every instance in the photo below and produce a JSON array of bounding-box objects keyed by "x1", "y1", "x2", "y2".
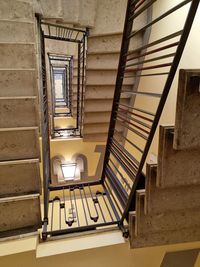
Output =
[{"x1": 102, "y1": 0, "x2": 200, "y2": 226}]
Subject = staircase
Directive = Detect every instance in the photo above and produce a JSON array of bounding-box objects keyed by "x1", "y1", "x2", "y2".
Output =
[
  {"x1": 0, "y1": 0, "x2": 41, "y2": 238},
  {"x1": 129, "y1": 69, "x2": 200, "y2": 248},
  {"x1": 83, "y1": 31, "x2": 143, "y2": 142}
]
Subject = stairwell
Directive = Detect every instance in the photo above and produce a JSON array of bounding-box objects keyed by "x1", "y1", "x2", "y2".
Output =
[
  {"x1": 129, "y1": 69, "x2": 200, "y2": 248},
  {"x1": 0, "y1": 0, "x2": 41, "y2": 237},
  {"x1": 83, "y1": 30, "x2": 145, "y2": 142}
]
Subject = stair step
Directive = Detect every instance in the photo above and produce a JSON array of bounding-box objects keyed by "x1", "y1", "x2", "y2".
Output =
[
  {"x1": 87, "y1": 53, "x2": 120, "y2": 69},
  {"x1": 0, "y1": 0, "x2": 33, "y2": 22},
  {"x1": 0, "y1": 43, "x2": 35, "y2": 69},
  {"x1": 0, "y1": 194, "x2": 41, "y2": 238},
  {"x1": 88, "y1": 32, "x2": 142, "y2": 53},
  {"x1": 85, "y1": 85, "x2": 132, "y2": 99},
  {"x1": 174, "y1": 69, "x2": 200, "y2": 150},
  {"x1": 0, "y1": 127, "x2": 40, "y2": 161},
  {"x1": 0, "y1": 69, "x2": 36, "y2": 97},
  {"x1": 145, "y1": 163, "x2": 200, "y2": 214},
  {"x1": 84, "y1": 112, "x2": 111, "y2": 124},
  {"x1": 0, "y1": 159, "x2": 41, "y2": 197},
  {"x1": 135, "y1": 191, "x2": 200, "y2": 235},
  {"x1": 86, "y1": 69, "x2": 135, "y2": 85},
  {"x1": 88, "y1": 33, "x2": 122, "y2": 53},
  {"x1": 84, "y1": 98, "x2": 129, "y2": 112},
  {"x1": 83, "y1": 133, "x2": 108, "y2": 142},
  {"x1": 0, "y1": 21, "x2": 35, "y2": 43},
  {"x1": 157, "y1": 125, "x2": 200, "y2": 187},
  {"x1": 0, "y1": 97, "x2": 38, "y2": 128},
  {"x1": 129, "y1": 212, "x2": 200, "y2": 248}
]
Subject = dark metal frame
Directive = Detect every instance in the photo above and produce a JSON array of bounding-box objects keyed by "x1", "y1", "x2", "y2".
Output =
[
  {"x1": 39, "y1": 0, "x2": 199, "y2": 240},
  {"x1": 41, "y1": 21, "x2": 88, "y2": 139},
  {"x1": 102, "y1": 0, "x2": 200, "y2": 226}
]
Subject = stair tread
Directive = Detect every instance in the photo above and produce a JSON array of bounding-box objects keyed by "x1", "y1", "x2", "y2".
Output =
[
  {"x1": 0, "y1": 158, "x2": 39, "y2": 165},
  {"x1": 0, "y1": 126, "x2": 38, "y2": 131}
]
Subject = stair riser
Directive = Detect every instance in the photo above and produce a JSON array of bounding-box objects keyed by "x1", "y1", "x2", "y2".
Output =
[
  {"x1": 145, "y1": 164, "x2": 200, "y2": 214},
  {"x1": 0, "y1": 160, "x2": 41, "y2": 197},
  {"x1": 0, "y1": 98, "x2": 38, "y2": 128},
  {"x1": 0, "y1": 196, "x2": 41, "y2": 237},
  {"x1": 88, "y1": 34, "x2": 142, "y2": 53},
  {"x1": 130, "y1": 213, "x2": 200, "y2": 249},
  {"x1": 84, "y1": 112, "x2": 111, "y2": 123},
  {"x1": 87, "y1": 53, "x2": 120, "y2": 69},
  {"x1": 0, "y1": 128, "x2": 40, "y2": 161},
  {"x1": 85, "y1": 85, "x2": 131, "y2": 99},
  {"x1": 85, "y1": 98, "x2": 129, "y2": 112},
  {"x1": 0, "y1": 70, "x2": 37, "y2": 97},
  {"x1": 0, "y1": 21, "x2": 35, "y2": 43},
  {"x1": 157, "y1": 126, "x2": 200, "y2": 187},
  {"x1": 83, "y1": 133, "x2": 108, "y2": 142},
  {"x1": 84, "y1": 123, "x2": 123, "y2": 134},
  {"x1": 0, "y1": 44, "x2": 35, "y2": 69},
  {"x1": 136, "y1": 193, "x2": 200, "y2": 235},
  {"x1": 174, "y1": 69, "x2": 200, "y2": 150},
  {"x1": 0, "y1": 0, "x2": 33, "y2": 21},
  {"x1": 86, "y1": 70, "x2": 135, "y2": 85}
]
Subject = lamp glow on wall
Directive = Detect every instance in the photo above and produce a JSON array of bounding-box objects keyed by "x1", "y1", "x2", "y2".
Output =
[{"x1": 61, "y1": 163, "x2": 77, "y2": 181}]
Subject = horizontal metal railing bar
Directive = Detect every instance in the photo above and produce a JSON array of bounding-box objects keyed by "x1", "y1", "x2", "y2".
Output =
[
  {"x1": 126, "y1": 30, "x2": 182, "y2": 57},
  {"x1": 117, "y1": 114, "x2": 150, "y2": 135},
  {"x1": 117, "y1": 110, "x2": 152, "y2": 129},
  {"x1": 130, "y1": 0, "x2": 143, "y2": 7},
  {"x1": 49, "y1": 58, "x2": 71, "y2": 62},
  {"x1": 101, "y1": 191, "x2": 115, "y2": 221},
  {"x1": 129, "y1": 0, "x2": 157, "y2": 21},
  {"x1": 46, "y1": 221, "x2": 119, "y2": 237},
  {"x1": 103, "y1": 182, "x2": 123, "y2": 217},
  {"x1": 105, "y1": 167, "x2": 127, "y2": 208},
  {"x1": 41, "y1": 21, "x2": 86, "y2": 33},
  {"x1": 127, "y1": 42, "x2": 179, "y2": 62},
  {"x1": 134, "y1": 0, "x2": 147, "y2": 10},
  {"x1": 118, "y1": 106, "x2": 154, "y2": 122},
  {"x1": 118, "y1": 103, "x2": 155, "y2": 116},
  {"x1": 123, "y1": 72, "x2": 169, "y2": 78},
  {"x1": 125, "y1": 53, "x2": 176, "y2": 68},
  {"x1": 114, "y1": 129, "x2": 144, "y2": 154},
  {"x1": 112, "y1": 137, "x2": 140, "y2": 167},
  {"x1": 128, "y1": 0, "x2": 192, "y2": 39},
  {"x1": 106, "y1": 165, "x2": 129, "y2": 203},
  {"x1": 117, "y1": 108, "x2": 153, "y2": 126},
  {"x1": 111, "y1": 140, "x2": 139, "y2": 174},
  {"x1": 121, "y1": 90, "x2": 162, "y2": 98},
  {"x1": 48, "y1": 180, "x2": 101, "y2": 191},
  {"x1": 54, "y1": 127, "x2": 77, "y2": 131},
  {"x1": 44, "y1": 35, "x2": 81, "y2": 43},
  {"x1": 109, "y1": 157, "x2": 132, "y2": 190},
  {"x1": 108, "y1": 145, "x2": 137, "y2": 179},
  {"x1": 116, "y1": 118, "x2": 148, "y2": 140},
  {"x1": 106, "y1": 164, "x2": 129, "y2": 202},
  {"x1": 123, "y1": 62, "x2": 172, "y2": 73}
]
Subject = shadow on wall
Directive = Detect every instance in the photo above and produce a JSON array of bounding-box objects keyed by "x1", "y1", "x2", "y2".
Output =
[{"x1": 51, "y1": 145, "x2": 105, "y2": 186}]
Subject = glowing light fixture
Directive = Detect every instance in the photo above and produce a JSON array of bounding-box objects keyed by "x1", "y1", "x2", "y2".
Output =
[{"x1": 61, "y1": 163, "x2": 77, "y2": 180}]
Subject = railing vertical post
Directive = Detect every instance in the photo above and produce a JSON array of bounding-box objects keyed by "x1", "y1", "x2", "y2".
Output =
[
  {"x1": 77, "y1": 43, "x2": 81, "y2": 131},
  {"x1": 69, "y1": 57, "x2": 73, "y2": 115},
  {"x1": 80, "y1": 35, "x2": 86, "y2": 137},
  {"x1": 37, "y1": 16, "x2": 51, "y2": 239},
  {"x1": 102, "y1": 0, "x2": 135, "y2": 181}
]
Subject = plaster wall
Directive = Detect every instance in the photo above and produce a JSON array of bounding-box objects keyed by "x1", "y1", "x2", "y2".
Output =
[{"x1": 124, "y1": 0, "x2": 200, "y2": 167}]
